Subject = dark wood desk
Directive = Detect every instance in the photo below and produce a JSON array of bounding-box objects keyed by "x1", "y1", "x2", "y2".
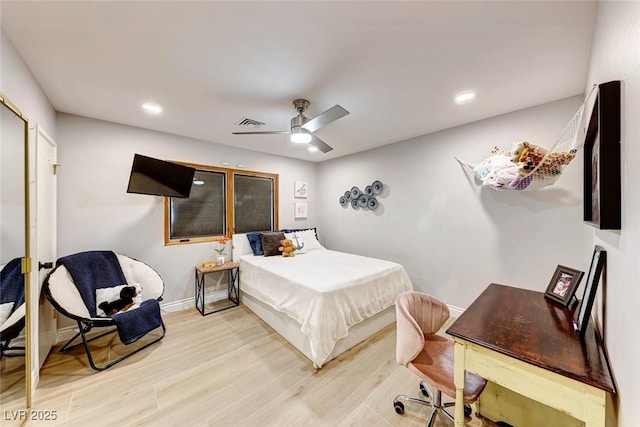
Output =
[{"x1": 446, "y1": 283, "x2": 616, "y2": 427}]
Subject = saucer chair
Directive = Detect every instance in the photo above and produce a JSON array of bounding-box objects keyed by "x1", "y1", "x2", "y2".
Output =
[
  {"x1": 44, "y1": 251, "x2": 166, "y2": 371},
  {"x1": 0, "y1": 258, "x2": 26, "y2": 358}
]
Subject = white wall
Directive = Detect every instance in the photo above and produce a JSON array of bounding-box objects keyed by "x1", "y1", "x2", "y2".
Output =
[
  {"x1": 1, "y1": 30, "x2": 56, "y2": 135},
  {"x1": 586, "y1": 2, "x2": 640, "y2": 425},
  {"x1": 56, "y1": 114, "x2": 318, "y2": 308},
  {"x1": 318, "y1": 96, "x2": 588, "y2": 309}
]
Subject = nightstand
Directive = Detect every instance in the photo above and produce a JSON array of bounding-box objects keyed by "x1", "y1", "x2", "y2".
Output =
[{"x1": 194, "y1": 262, "x2": 240, "y2": 316}]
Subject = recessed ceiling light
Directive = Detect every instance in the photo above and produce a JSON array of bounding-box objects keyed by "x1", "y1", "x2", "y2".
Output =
[
  {"x1": 308, "y1": 146, "x2": 319, "y2": 153},
  {"x1": 142, "y1": 102, "x2": 162, "y2": 114},
  {"x1": 454, "y1": 91, "x2": 476, "y2": 104}
]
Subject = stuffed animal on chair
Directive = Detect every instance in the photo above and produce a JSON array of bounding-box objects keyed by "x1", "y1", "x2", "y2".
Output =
[{"x1": 98, "y1": 286, "x2": 138, "y2": 316}]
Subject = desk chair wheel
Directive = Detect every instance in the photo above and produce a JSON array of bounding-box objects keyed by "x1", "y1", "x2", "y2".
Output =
[
  {"x1": 394, "y1": 401, "x2": 405, "y2": 415},
  {"x1": 420, "y1": 382, "x2": 429, "y2": 396},
  {"x1": 464, "y1": 404, "x2": 472, "y2": 418}
]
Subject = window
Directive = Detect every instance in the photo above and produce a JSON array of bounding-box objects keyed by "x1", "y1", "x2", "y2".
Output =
[
  {"x1": 234, "y1": 174, "x2": 275, "y2": 234},
  {"x1": 164, "y1": 163, "x2": 278, "y2": 245}
]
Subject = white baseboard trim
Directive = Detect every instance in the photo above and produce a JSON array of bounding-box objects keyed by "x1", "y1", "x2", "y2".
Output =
[
  {"x1": 161, "y1": 291, "x2": 228, "y2": 313},
  {"x1": 159, "y1": 297, "x2": 194, "y2": 314},
  {"x1": 447, "y1": 304, "x2": 465, "y2": 319}
]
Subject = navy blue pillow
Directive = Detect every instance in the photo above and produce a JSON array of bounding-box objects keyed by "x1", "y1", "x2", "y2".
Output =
[{"x1": 246, "y1": 233, "x2": 263, "y2": 256}]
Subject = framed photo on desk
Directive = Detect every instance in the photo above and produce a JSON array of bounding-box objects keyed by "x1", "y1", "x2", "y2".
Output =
[
  {"x1": 544, "y1": 265, "x2": 583, "y2": 306},
  {"x1": 574, "y1": 246, "x2": 606, "y2": 338}
]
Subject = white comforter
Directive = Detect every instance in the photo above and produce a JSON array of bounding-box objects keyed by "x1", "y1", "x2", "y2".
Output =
[{"x1": 239, "y1": 249, "x2": 413, "y2": 368}]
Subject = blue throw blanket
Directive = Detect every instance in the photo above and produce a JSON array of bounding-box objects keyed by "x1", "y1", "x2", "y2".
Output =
[
  {"x1": 56, "y1": 251, "x2": 127, "y2": 318},
  {"x1": 1, "y1": 258, "x2": 26, "y2": 311},
  {"x1": 112, "y1": 299, "x2": 163, "y2": 344}
]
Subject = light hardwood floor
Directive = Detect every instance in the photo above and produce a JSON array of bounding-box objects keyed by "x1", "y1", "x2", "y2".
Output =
[{"x1": 24, "y1": 306, "x2": 500, "y2": 427}]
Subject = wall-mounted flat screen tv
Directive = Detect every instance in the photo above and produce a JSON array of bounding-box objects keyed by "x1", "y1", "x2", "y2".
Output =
[{"x1": 126, "y1": 154, "x2": 195, "y2": 198}]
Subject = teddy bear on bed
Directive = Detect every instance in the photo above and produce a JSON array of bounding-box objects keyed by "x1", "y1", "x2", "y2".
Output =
[
  {"x1": 279, "y1": 239, "x2": 297, "y2": 257},
  {"x1": 98, "y1": 286, "x2": 138, "y2": 316}
]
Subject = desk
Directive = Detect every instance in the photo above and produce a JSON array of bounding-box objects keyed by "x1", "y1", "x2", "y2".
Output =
[
  {"x1": 194, "y1": 262, "x2": 240, "y2": 316},
  {"x1": 446, "y1": 284, "x2": 615, "y2": 427}
]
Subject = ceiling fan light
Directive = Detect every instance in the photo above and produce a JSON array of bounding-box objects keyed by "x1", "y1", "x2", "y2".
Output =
[{"x1": 291, "y1": 127, "x2": 312, "y2": 144}]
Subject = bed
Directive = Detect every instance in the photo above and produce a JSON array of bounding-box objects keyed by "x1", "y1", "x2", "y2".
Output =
[{"x1": 232, "y1": 231, "x2": 413, "y2": 368}]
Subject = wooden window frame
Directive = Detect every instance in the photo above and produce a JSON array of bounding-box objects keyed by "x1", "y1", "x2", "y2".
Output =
[{"x1": 164, "y1": 162, "x2": 278, "y2": 245}]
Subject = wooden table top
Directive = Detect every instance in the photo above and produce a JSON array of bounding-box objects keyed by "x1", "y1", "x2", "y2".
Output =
[
  {"x1": 196, "y1": 262, "x2": 240, "y2": 274},
  {"x1": 446, "y1": 283, "x2": 616, "y2": 393}
]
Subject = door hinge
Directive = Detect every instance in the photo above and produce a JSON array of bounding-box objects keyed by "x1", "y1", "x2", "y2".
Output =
[
  {"x1": 21, "y1": 257, "x2": 32, "y2": 274},
  {"x1": 52, "y1": 163, "x2": 60, "y2": 175}
]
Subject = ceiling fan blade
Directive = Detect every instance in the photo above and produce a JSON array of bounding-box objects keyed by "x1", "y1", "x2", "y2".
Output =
[
  {"x1": 232, "y1": 130, "x2": 290, "y2": 135},
  {"x1": 310, "y1": 135, "x2": 333, "y2": 153},
  {"x1": 302, "y1": 105, "x2": 349, "y2": 133}
]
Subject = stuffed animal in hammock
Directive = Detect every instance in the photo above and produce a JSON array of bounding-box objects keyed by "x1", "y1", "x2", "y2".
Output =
[
  {"x1": 98, "y1": 285, "x2": 138, "y2": 316},
  {"x1": 510, "y1": 141, "x2": 547, "y2": 162},
  {"x1": 535, "y1": 150, "x2": 577, "y2": 175},
  {"x1": 517, "y1": 149, "x2": 546, "y2": 175},
  {"x1": 519, "y1": 149, "x2": 577, "y2": 177}
]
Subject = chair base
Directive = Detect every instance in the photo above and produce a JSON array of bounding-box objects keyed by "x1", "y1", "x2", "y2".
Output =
[
  {"x1": 393, "y1": 381, "x2": 469, "y2": 427},
  {"x1": 0, "y1": 340, "x2": 25, "y2": 359},
  {"x1": 60, "y1": 319, "x2": 165, "y2": 371}
]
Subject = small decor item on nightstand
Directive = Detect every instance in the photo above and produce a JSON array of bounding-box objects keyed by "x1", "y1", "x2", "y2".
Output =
[
  {"x1": 573, "y1": 246, "x2": 606, "y2": 338},
  {"x1": 214, "y1": 236, "x2": 231, "y2": 265},
  {"x1": 544, "y1": 265, "x2": 584, "y2": 307}
]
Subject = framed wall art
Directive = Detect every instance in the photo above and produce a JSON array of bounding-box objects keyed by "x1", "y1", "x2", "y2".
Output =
[
  {"x1": 294, "y1": 181, "x2": 308, "y2": 199},
  {"x1": 573, "y1": 246, "x2": 606, "y2": 338},
  {"x1": 583, "y1": 80, "x2": 621, "y2": 230},
  {"x1": 294, "y1": 201, "x2": 308, "y2": 219},
  {"x1": 544, "y1": 265, "x2": 584, "y2": 307}
]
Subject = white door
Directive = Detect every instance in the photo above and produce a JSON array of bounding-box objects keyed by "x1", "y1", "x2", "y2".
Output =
[{"x1": 35, "y1": 125, "x2": 57, "y2": 370}]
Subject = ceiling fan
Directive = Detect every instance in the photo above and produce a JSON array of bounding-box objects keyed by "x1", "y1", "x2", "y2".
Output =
[{"x1": 232, "y1": 99, "x2": 349, "y2": 153}]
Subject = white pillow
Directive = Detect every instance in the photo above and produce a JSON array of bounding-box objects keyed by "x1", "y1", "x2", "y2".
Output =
[
  {"x1": 0, "y1": 302, "x2": 13, "y2": 326},
  {"x1": 95, "y1": 283, "x2": 142, "y2": 316},
  {"x1": 302, "y1": 229, "x2": 324, "y2": 251},
  {"x1": 292, "y1": 229, "x2": 324, "y2": 251},
  {"x1": 284, "y1": 232, "x2": 306, "y2": 253}
]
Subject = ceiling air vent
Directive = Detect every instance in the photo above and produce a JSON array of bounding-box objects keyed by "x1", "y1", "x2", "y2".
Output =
[{"x1": 235, "y1": 117, "x2": 265, "y2": 128}]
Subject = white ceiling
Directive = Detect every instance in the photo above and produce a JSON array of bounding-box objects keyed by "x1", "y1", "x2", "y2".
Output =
[{"x1": 1, "y1": 1, "x2": 596, "y2": 162}]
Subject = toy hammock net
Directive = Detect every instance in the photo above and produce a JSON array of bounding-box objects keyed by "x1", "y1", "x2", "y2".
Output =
[{"x1": 456, "y1": 85, "x2": 597, "y2": 191}]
